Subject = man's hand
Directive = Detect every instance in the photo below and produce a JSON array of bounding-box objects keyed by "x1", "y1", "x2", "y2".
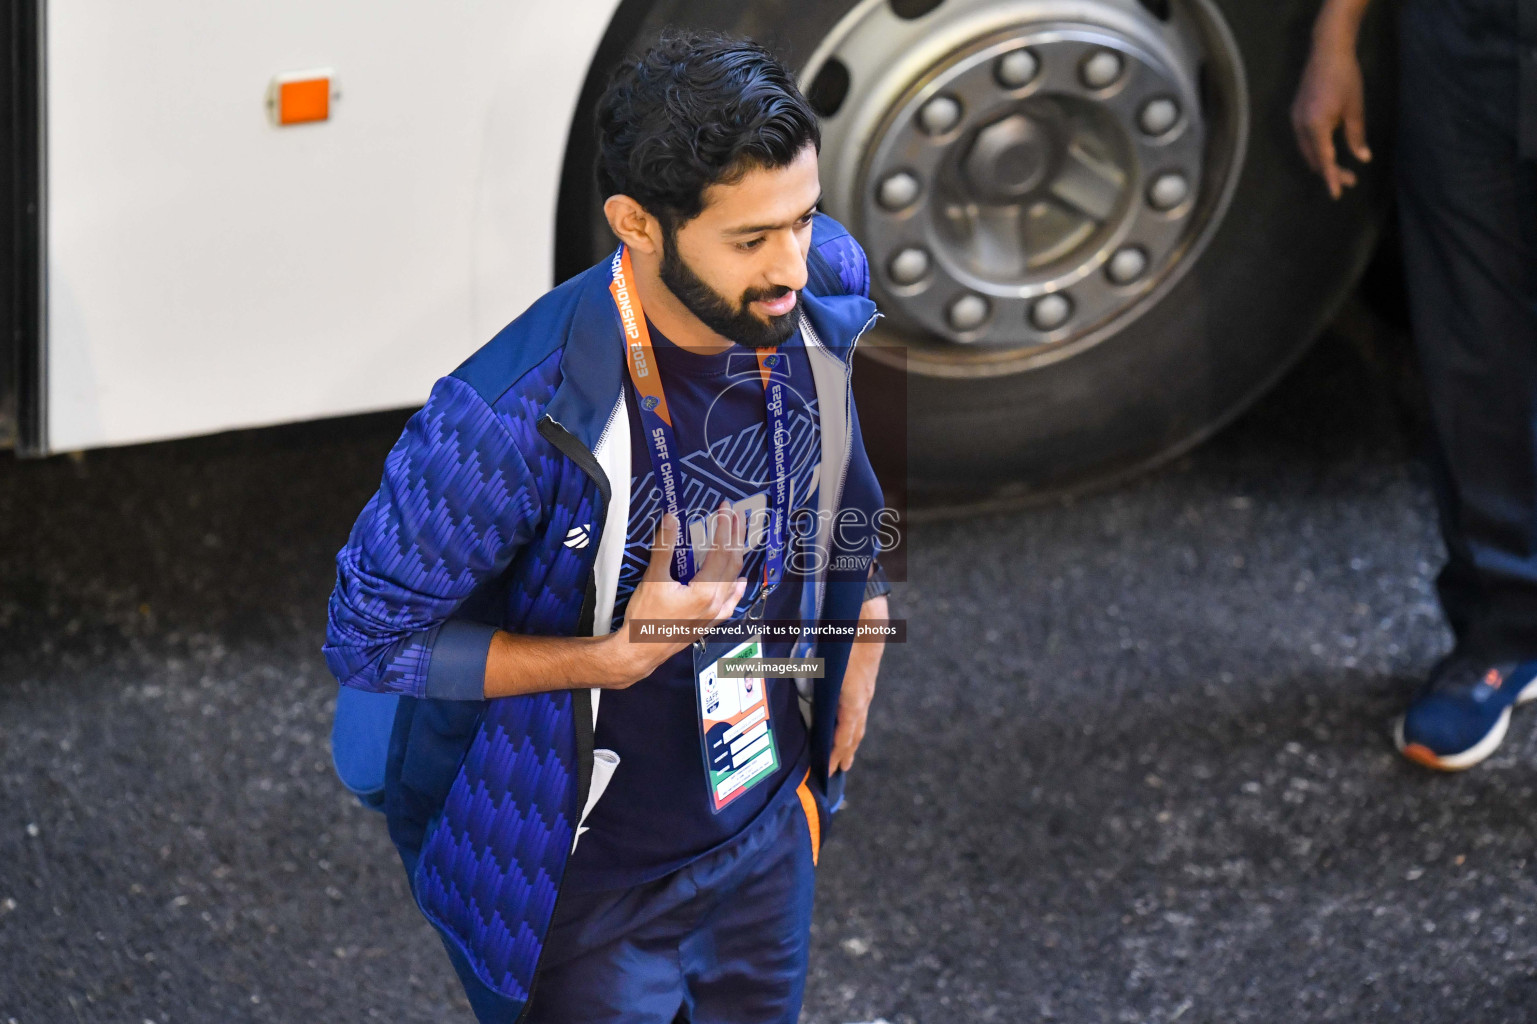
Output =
[
  {"x1": 603, "y1": 505, "x2": 748, "y2": 687},
  {"x1": 482, "y1": 505, "x2": 746, "y2": 698},
  {"x1": 1291, "y1": 0, "x2": 1373, "y2": 199},
  {"x1": 830, "y1": 594, "x2": 888, "y2": 773}
]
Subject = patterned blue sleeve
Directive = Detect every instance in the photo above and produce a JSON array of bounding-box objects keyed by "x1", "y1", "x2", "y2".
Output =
[{"x1": 323, "y1": 375, "x2": 541, "y2": 700}]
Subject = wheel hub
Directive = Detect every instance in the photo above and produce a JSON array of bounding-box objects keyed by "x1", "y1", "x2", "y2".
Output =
[
  {"x1": 802, "y1": 0, "x2": 1247, "y2": 374},
  {"x1": 965, "y1": 112, "x2": 1054, "y2": 201}
]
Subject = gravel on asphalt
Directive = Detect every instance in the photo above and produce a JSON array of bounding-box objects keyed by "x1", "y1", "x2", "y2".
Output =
[{"x1": 3, "y1": 329, "x2": 1534, "y2": 1024}]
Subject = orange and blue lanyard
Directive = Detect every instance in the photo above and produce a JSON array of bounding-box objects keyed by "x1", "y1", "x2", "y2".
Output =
[{"x1": 609, "y1": 245, "x2": 789, "y2": 607}]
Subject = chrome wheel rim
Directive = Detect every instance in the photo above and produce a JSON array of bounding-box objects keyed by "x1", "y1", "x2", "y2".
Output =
[{"x1": 803, "y1": 0, "x2": 1248, "y2": 377}]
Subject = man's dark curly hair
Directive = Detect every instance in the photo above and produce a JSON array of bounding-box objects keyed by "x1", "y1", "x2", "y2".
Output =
[{"x1": 595, "y1": 30, "x2": 820, "y2": 232}]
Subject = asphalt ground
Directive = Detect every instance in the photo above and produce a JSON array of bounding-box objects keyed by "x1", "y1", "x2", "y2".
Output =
[{"x1": 5, "y1": 322, "x2": 1537, "y2": 1024}]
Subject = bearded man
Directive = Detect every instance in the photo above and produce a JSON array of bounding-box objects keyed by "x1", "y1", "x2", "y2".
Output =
[{"x1": 324, "y1": 30, "x2": 892, "y2": 1023}]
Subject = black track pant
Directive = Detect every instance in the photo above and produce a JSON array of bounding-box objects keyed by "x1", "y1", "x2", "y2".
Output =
[{"x1": 1397, "y1": 0, "x2": 1537, "y2": 662}]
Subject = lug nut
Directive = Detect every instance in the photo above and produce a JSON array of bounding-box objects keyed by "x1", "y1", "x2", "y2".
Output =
[
  {"x1": 1106, "y1": 246, "x2": 1149, "y2": 285},
  {"x1": 1080, "y1": 50, "x2": 1124, "y2": 89},
  {"x1": 1138, "y1": 97, "x2": 1180, "y2": 136},
  {"x1": 1148, "y1": 172, "x2": 1190, "y2": 210},
  {"x1": 888, "y1": 248, "x2": 932, "y2": 286},
  {"x1": 918, "y1": 95, "x2": 963, "y2": 136},
  {"x1": 947, "y1": 293, "x2": 990, "y2": 332},
  {"x1": 878, "y1": 171, "x2": 922, "y2": 211},
  {"x1": 995, "y1": 48, "x2": 1039, "y2": 88},
  {"x1": 1030, "y1": 293, "x2": 1073, "y2": 330}
]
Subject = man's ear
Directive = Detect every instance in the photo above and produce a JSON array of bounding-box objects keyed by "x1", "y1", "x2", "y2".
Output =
[{"x1": 603, "y1": 195, "x2": 663, "y2": 256}]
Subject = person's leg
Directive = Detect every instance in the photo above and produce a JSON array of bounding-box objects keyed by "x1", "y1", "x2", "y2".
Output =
[
  {"x1": 680, "y1": 784, "x2": 819, "y2": 1024},
  {"x1": 1397, "y1": 0, "x2": 1537, "y2": 664},
  {"x1": 1393, "y1": 0, "x2": 1537, "y2": 767},
  {"x1": 522, "y1": 883, "x2": 691, "y2": 1024},
  {"x1": 525, "y1": 772, "x2": 822, "y2": 1021}
]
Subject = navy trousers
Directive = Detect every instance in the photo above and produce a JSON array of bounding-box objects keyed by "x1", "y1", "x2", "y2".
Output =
[
  {"x1": 521, "y1": 779, "x2": 821, "y2": 1024},
  {"x1": 1397, "y1": 0, "x2": 1537, "y2": 663}
]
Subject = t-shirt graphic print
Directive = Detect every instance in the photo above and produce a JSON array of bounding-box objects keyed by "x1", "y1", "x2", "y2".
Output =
[{"x1": 564, "y1": 323, "x2": 821, "y2": 891}]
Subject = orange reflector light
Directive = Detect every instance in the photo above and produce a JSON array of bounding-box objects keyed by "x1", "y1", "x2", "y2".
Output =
[{"x1": 268, "y1": 71, "x2": 334, "y2": 126}]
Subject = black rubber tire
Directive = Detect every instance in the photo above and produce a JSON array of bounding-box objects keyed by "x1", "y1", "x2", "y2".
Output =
[{"x1": 555, "y1": 0, "x2": 1394, "y2": 502}]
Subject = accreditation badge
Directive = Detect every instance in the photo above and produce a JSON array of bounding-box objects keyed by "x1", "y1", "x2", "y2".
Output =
[{"x1": 693, "y1": 635, "x2": 779, "y2": 814}]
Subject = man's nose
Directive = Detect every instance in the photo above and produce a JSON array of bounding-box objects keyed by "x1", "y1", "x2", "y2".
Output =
[{"x1": 766, "y1": 230, "x2": 809, "y2": 293}]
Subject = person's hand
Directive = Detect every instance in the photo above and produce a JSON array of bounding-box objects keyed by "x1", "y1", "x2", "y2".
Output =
[
  {"x1": 1291, "y1": 28, "x2": 1371, "y2": 199},
  {"x1": 830, "y1": 594, "x2": 888, "y2": 773},
  {"x1": 604, "y1": 505, "x2": 747, "y2": 687}
]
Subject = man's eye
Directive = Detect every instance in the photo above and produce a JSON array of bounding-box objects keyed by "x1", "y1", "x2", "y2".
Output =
[{"x1": 738, "y1": 238, "x2": 765, "y2": 251}]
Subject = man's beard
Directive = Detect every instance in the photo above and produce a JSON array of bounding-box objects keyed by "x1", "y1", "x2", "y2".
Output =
[{"x1": 659, "y1": 237, "x2": 800, "y2": 350}]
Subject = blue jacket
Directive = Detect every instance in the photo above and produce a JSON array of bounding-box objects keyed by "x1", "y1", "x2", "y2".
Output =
[{"x1": 323, "y1": 216, "x2": 883, "y2": 1020}]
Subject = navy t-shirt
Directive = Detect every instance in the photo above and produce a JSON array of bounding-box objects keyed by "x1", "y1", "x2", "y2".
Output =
[{"x1": 563, "y1": 322, "x2": 821, "y2": 891}]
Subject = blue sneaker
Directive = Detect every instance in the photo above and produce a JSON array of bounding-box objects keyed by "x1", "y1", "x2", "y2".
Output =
[{"x1": 1394, "y1": 659, "x2": 1537, "y2": 771}]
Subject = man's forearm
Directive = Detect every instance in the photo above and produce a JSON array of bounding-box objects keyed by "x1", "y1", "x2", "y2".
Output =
[
  {"x1": 481, "y1": 577, "x2": 890, "y2": 700},
  {"x1": 1313, "y1": 0, "x2": 1373, "y2": 50},
  {"x1": 851, "y1": 594, "x2": 890, "y2": 670},
  {"x1": 482, "y1": 629, "x2": 635, "y2": 699}
]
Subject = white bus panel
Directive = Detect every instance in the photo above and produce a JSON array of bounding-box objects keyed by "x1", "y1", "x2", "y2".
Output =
[{"x1": 44, "y1": 0, "x2": 621, "y2": 452}]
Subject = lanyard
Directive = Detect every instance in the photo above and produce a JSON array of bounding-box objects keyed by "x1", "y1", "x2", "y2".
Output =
[{"x1": 610, "y1": 245, "x2": 790, "y2": 610}]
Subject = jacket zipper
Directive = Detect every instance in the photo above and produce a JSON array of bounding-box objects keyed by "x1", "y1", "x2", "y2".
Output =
[{"x1": 517, "y1": 407, "x2": 616, "y2": 1023}]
